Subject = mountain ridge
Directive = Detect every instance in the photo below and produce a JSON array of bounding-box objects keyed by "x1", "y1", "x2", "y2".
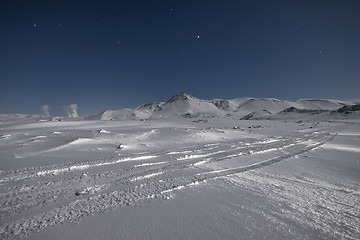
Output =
[
  {"x1": 89, "y1": 93, "x2": 357, "y2": 120},
  {"x1": 1, "y1": 93, "x2": 358, "y2": 122}
]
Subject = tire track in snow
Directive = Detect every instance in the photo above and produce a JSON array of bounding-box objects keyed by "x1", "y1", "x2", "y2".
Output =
[
  {"x1": 0, "y1": 133, "x2": 328, "y2": 217},
  {"x1": 194, "y1": 140, "x2": 328, "y2": 180},
  {"x1": 0, "y1": 131, "x2": 335, "y2": 239},
  {"x1": 0, "y1": 132, "x2": 332, "y2": 218},
  {"x1": 0, "y1": 130, "x2": 327, "y2": 183}
]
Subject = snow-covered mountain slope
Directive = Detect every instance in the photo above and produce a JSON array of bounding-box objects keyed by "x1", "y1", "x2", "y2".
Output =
[
  {"x1": 263, "y1": 107, "x2": 330, "y2": 121},
  {"x1": 236, "y1": 98, "x2": 299, "y2": 114},
  {"x1": 333, "y1": 104, "x2": 360, "y2": 113},
  {"x1": 245, "y1": 104, "x2": 360, "y2": 121},
  {"x1": 151, "y1": 92, "x2": 223, "y2": 118},
  {"x1": 135, "y1": 102, "x2": 164, "y2": 114},
  {"x1": 240, "y1": 109, "x2": 272, "y2": 120},
  {"x1": 211, "y1": 98, "x2": 248, "y2": 111},
  {"x1": 295, "y1": 99, "x2": 350, "y2": 110},
  {"x1": 87, "y1": 93, "x2": 356, "y2": 120}
]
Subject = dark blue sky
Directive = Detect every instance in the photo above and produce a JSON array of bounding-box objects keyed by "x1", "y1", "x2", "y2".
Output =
[{"x1": 1, "y1": 0, "x2": 359, "y2": 116}]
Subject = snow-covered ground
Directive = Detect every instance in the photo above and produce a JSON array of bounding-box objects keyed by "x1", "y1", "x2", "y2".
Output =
[{"x1": 0, "y1": 96, "x2": 359, "y2": 239}]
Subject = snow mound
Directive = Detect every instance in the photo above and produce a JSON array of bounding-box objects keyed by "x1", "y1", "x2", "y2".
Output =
[
  {"x1": 240, "y1": 109, "x2": 272, "y2": 120},
  {"x1": 88, "y1": 109, "x2": 150, "y2": 120}
]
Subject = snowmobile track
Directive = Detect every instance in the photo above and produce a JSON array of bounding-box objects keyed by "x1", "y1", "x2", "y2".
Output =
[{"x1": 0, "y1": 131, "x2": 335, "y2": 239}]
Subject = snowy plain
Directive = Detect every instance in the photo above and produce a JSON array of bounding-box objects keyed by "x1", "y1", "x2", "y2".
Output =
[{"x1": 0, "y1": 95, "x2": 359, "y2": 240}]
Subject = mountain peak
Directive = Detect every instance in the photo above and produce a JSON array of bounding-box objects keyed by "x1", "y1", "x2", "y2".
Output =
[{"x1": 167, "y1": 92, "x2": 194, "y2": 103}]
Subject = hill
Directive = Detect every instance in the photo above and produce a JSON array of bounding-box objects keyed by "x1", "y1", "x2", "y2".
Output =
[{"x1": 86, "y1": 93, "x2": 356, "y2": 121}]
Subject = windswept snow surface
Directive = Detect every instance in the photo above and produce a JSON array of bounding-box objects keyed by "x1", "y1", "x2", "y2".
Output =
[{"x1": 0, "y1": 115, "x2": 359, "y2": 239}]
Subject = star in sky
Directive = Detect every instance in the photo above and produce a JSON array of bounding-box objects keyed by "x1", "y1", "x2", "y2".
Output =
[{"x1": 0, "y1": 1, "x2": 359, "y2": 115}]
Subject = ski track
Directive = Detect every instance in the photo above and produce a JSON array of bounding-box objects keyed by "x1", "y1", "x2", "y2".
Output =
[
  {"x1": 227, "y1": 171, "x2": 360, "y2": 240},
  {"x1": 0, "y1": 130, "x2": 337, "y2": 239}
]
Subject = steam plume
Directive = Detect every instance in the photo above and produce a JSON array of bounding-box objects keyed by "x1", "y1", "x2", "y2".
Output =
[
  {"x1": 63, "y1": 104, "x2": 78, "y2": 118},
  {"x1": 41, "y1": 105, "x2": 50, "y2": 117}
]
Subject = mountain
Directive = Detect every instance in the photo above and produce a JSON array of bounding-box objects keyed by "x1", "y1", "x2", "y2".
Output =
[
  {"x1": 87, "y1": 93, "x2": 356, "y2": 121},
  {"x1": 86, "y1": 108, "x2": 150, "y2": 121},
  {"x1": 150, "y1": 92, "x2": 223, "y2": 118}
]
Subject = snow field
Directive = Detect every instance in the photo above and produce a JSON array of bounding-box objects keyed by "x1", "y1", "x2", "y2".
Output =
[{"x1": 0, "y1": 118, "x2": 359, "y2": 239}]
